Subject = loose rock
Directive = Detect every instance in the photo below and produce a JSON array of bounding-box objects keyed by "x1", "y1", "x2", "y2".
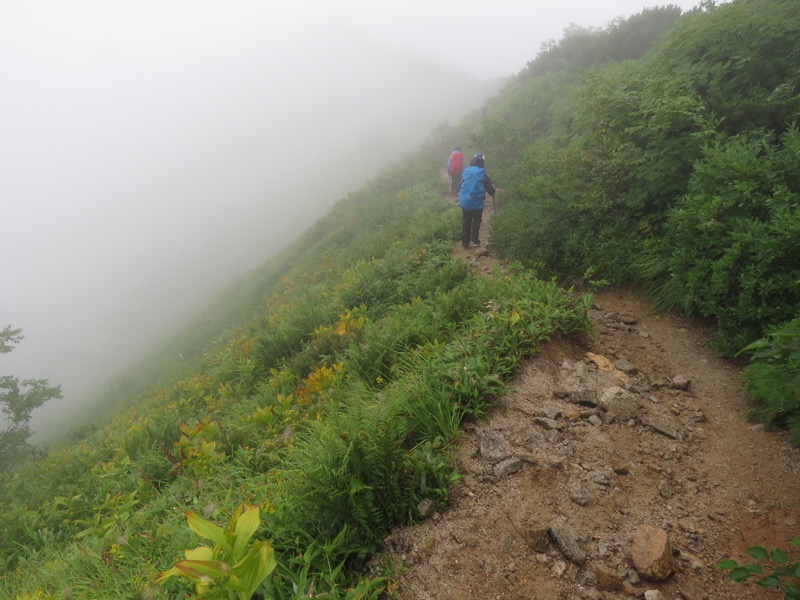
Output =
[
  {"x1": 539, "y1": 406, "x2": 562, "y2": 420},
  {"x1": 569, "y1": 481, "x2": 591, "y2": 506},
  {"x1": 671, "y1": 375, "x2": 691, "y2": 391},
  {"x1": 631, "y1": 524, "x2": 674, "y2": 581},
  {"x1": 523, "y1": 528, "x2": 550, "y2": 553},
  {"x1": 600, "y1": 386, "x2": 641, "y2": 421},
  {"x1": 551, "y1": 560, "x2": 567, "y2": 578},
  {"x1": 493, "y1": 457, "x2": 522, "y2": 477},
  {"x1": 595, "y1": 565, "x2": 624, "y2": 592},
  {"x1": 570, "y1": 388, "x2": 600, "y2": 407},
  {"x1": 651, "y1": 420, "x2": 680, "y2": 440},
  {"x1": 417, "y1": 498, "x2": 435, "y2": 519},
  {"x1": 479, "y1": 429, "x2": 511, "y2": 462},
  {"x1": 614, "y1": 358, "x2": 638, "y2": 374},
  {"x1": 548, "y1": 523, "x2": 587, "y2": 566},
  {"x1": 658, "y1": 480, "x2": 673, "y2": 499},
  {"x1": 533, "y1": 417, "x2": 563, "y2": 431}
]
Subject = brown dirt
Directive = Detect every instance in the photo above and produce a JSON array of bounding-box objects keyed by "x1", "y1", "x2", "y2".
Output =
[{"x1": 379, "y1": 189, "x2": 800, "y2": 599}]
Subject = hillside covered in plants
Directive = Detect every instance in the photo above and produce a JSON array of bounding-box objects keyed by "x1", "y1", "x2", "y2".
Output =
[{"x1": 1, "y1": 1, "x2": 799, "y2": 598}]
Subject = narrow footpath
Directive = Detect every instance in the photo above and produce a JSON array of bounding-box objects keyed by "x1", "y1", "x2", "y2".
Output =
[{"x1": 379, "y1": 188, "x2": 800, "y2": 600}]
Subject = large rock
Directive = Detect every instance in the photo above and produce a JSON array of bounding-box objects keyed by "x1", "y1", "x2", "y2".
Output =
[
  {"x1": 600, "y1": 386, "x2": 641, "y2": 421},
  {"x1": 631, "y1": 524, "x2": 674, "y2": 581}
]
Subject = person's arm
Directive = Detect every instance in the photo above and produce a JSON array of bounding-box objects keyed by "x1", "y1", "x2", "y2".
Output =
[{"x1": 484, "y1": 173, "x2": 496, "y2": 197}]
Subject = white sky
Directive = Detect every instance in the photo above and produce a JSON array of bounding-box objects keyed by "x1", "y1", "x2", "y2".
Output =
[{"x1": 0, "y1": 0, "x2": 702, "y2": 440}]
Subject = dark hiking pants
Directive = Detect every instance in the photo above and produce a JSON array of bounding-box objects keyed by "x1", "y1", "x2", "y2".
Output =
[
  {"x1": 461, "y1": 207, "x2": 483, "y2": 248},
  {"x1": 450, "y1": 173, "x2": 462, "y2": 195}
]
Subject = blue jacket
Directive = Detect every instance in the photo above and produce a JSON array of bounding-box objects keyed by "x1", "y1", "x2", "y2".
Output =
[{"x1": 459, "y1": 166, "x2": 495, "y2": 210}]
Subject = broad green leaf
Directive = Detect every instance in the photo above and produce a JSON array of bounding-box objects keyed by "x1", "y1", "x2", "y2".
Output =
[
  {"x1": 774, "y1": 565, "x2": 794, "y2": 577},
  {"x1": 743, "y1": 563, "x2": 763, "y2": 574},
  {"x1": 745, "y1": 546, "x2": 769, "y2": 561},
  {"x1": 784, "y1": 584, "x2": 800, "y2": 599},
  {"x1": 790, "y1": 536, "x2": 800, "y2": 548},
  {"x1": 232, "y1": 504, "x2": 260, "y2": 558},
  {"x1": 174, "y1": 559, "x2": 231, "y2": 580},
  {"x1": 770, "y1": 547, "x2": 788, "y2": 564},
  {"x1": 184, "y1": 546, "x2": 214, "y2": 561},
  {"x1": 231, "y1": 540, "x2": 277, "y2": 599},
  {"x1": 729, "y1": 566, "x2": 753, "y2": 582},
  {"x1": 756, "y1": 575, "x2": 779, "y2": 588},
  {"x1": 186, "y1": 511, "x2": 230, "y2": 551},
  {"x1": 715, "y1": 559, "x2": 738, "y2": 570}
]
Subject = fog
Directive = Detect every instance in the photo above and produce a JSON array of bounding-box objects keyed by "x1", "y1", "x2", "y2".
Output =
[{"x1": 1, "y1": 0, "x2": 701, "y2": 442}]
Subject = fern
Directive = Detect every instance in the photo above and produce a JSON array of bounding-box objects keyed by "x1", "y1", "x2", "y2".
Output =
[{"x1": 741, "y1": 317, "x2": 800, "y2": 442}]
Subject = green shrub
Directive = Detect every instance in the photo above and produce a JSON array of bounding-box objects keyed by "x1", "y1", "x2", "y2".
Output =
[
  {"x1": 638, "y1": 127, "x2": 800, "y2": 354},
  {"x1": 740, "y1": 317, "x2": 800, "y2": 444}
]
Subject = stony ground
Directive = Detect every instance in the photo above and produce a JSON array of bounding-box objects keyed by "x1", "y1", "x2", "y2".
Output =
[{"x1": 378, "y1": 191, "x2": 800, "y2": 599}]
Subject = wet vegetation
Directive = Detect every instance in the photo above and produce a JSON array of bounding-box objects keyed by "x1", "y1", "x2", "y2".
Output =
[{"x1": 2, "y1": 1, "x2": 799, "y2": 597}]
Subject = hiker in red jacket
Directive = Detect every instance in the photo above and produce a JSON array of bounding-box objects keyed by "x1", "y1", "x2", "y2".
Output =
[{"x1": 446, "y1": 146, "x2": 464, "y2": 195}]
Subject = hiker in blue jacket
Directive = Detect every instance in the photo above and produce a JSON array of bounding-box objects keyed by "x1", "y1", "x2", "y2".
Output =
[{"x1": 458, "y1": 152, "x2": 495, "y2": 249}]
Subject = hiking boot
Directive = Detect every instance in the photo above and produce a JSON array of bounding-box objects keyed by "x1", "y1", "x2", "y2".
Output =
[
  {"x1": 472, "y1": 241, "x2": 481, "y2": 247},
  {"x1": 462, "y1": 242, "x2": 470, "y2": 249}
]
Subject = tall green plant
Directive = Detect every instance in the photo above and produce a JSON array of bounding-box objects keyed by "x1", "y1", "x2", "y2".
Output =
[
  {"x1": 740, "y1": 317, "x2": 800, "y2": 444},
  {"x1": 156, "y1": 504, "x2": 276, "y2": 599},
  {"x1": 638, "y1": 127, "x2": 800, "y2": 354}
]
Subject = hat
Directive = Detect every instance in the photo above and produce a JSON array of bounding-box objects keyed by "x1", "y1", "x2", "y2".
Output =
[{"x1": 471, "y1": 152, "x2": 485, "y2": 166}]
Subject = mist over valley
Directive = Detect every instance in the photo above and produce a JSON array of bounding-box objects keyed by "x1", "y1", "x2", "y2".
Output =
[
  {"x1": 2, "y1": 21, "x2": 502, "y2": 442},
  {"x1": 1, "y1": 0, "x2": 705, "y2": 442}
]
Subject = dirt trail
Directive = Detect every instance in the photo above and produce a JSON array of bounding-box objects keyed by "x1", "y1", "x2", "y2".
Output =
[{"x1": 380, "y1": 190, "x2": 800, "y2": 599}]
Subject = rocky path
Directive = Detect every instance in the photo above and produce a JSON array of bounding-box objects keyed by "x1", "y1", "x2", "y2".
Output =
[{"x1": 380, "y1": 193, "x2": 800, "y2": 599}]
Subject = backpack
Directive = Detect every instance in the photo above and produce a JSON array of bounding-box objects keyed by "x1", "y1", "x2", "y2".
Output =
[{"x1": 448, "y1": 151, "x2": 463, "y2": 175}]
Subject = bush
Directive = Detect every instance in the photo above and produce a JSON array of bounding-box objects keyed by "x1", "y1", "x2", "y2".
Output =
[
  {"x1": 639, "y1": 127, "x2": 800, "y2": 354},
  {"x1": 740, "y1": 317, "x2": 800, "y2": 444}
]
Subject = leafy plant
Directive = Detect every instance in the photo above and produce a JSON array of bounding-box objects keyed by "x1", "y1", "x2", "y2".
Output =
[
  {"x1": 740, "y1": 317, "x2": 800, "y2": 443},
  {"x1": 157, "y1": 503, "x2": 276, "y2": 599},
  {"x1": 261, "y1": 528, "x2": 386, "y2": 600},
  {"x1": 715, "y1": 537, "x2": 800, "y2": 598}
]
